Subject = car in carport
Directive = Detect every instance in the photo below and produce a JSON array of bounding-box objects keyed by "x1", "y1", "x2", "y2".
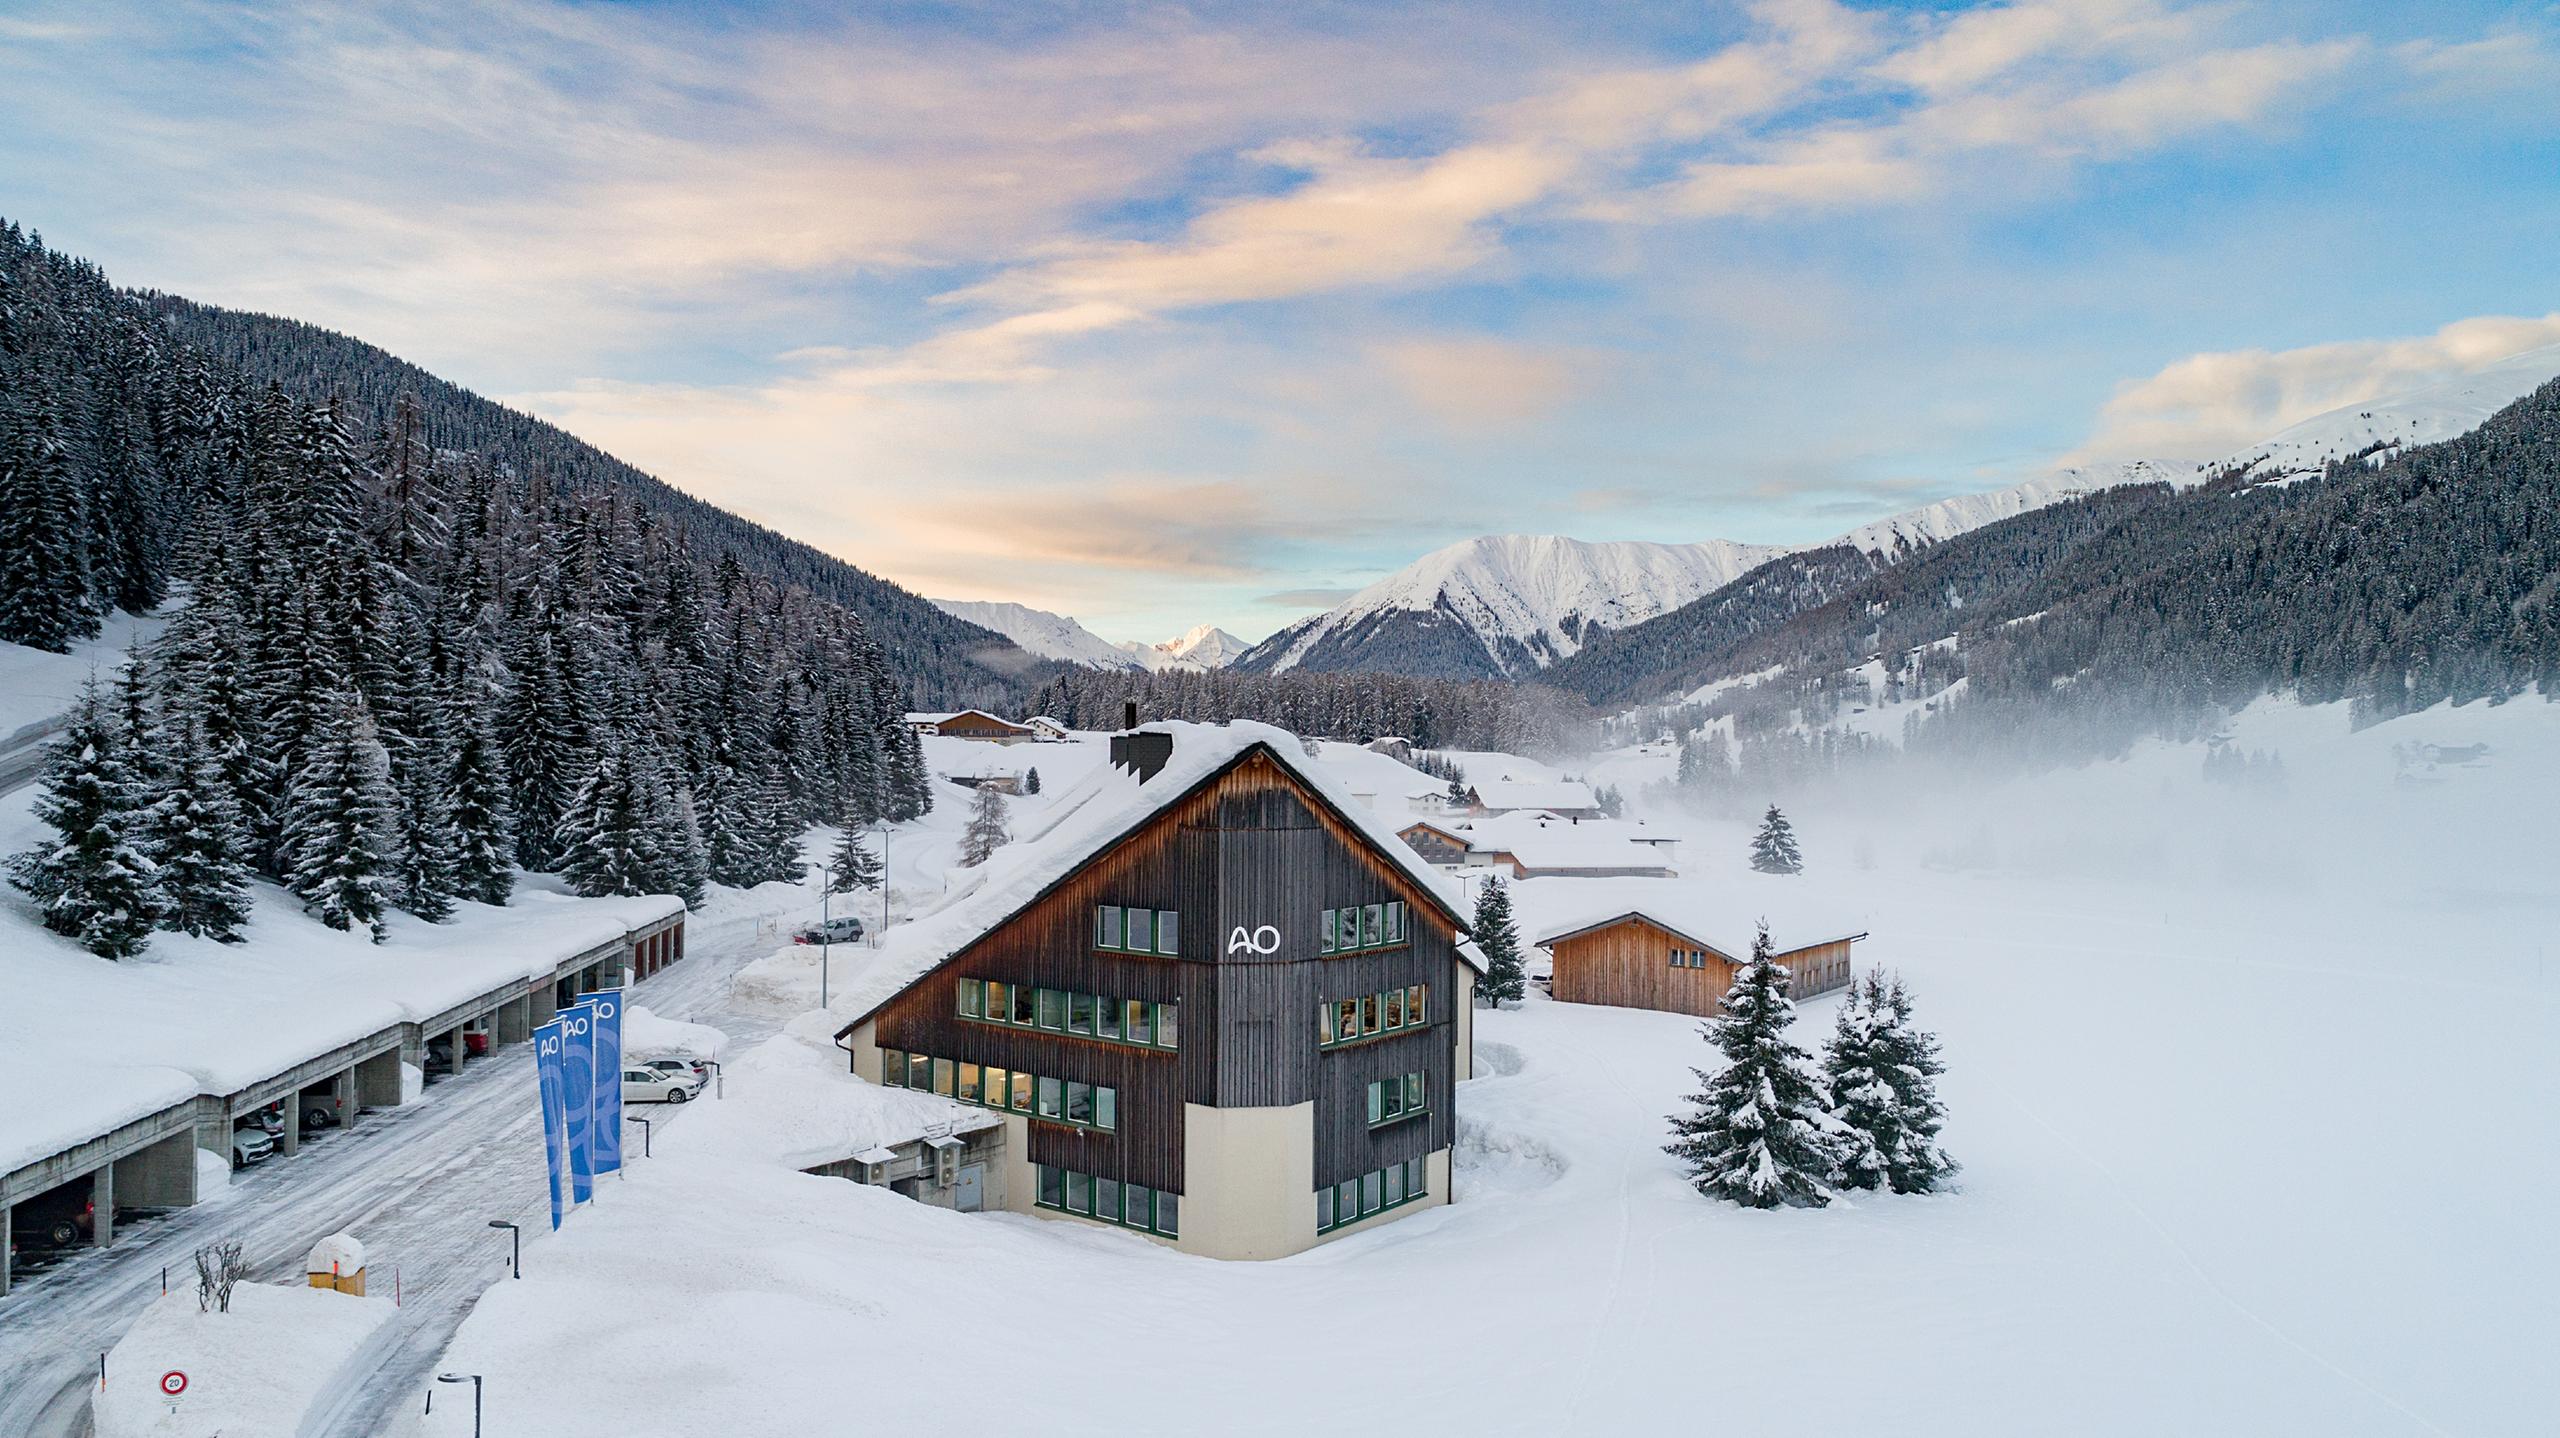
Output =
[
  {"x1": 231, "y1": 1123, "x2": 277, "y2": 1170},
  {"x1": 10, "y1": 1188, "x2": 95, "y2": 1248}
]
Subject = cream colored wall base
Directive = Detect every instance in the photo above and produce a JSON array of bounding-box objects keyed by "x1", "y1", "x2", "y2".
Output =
[
  {"x1": 1178, "y1": 1100, "x2": 1316, "y2": 1260},
  {"x1": 844, "y1": 1019, "x2": 882, "y2": 1084},
  {"x1": 1454, "y1": 966, "x2": 1476, "y2": 1078}
]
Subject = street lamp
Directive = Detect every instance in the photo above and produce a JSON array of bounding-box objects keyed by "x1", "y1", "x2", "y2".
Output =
[
  {"x1": 869, "y1": 819, "x2": 895, "y2": 946},
  {"x1": 816, "y1": 856, "x2": 836, "y2": 1009},
  {"x1": 631, "y1": 1114, "x2": 652, "y2": 1158},
  {"x1": 485, "y1": 1220, "x2": 519, "y2": 1279},
  {"x1": 436, "y1": 1373, "x2": 482, "y2": 1436}
]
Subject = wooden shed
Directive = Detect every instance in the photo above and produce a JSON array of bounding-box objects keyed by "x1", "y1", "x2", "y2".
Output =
[{"x1": 1538, "y1": 911, "x2": 1861, "y2": 1018}]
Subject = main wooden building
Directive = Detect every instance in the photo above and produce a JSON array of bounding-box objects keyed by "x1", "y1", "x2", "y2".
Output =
[{"x1": 835, "y1": 723, "x2": 1478, "y2": 1260}]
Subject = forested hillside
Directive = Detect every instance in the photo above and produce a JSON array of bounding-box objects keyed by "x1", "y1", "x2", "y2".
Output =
[
  {"x1": 1030, "y1": 665, "x2": 1591, "y2": 755},
  {"x1": 0, "y1": 220, "x2": 934, "y2": 955},
  {"x1": 1625, "y1": 382, "x2": 2560, "y2": 785},
  {"x1": 143, "y1": 294, "x2": 1026, "y2": 707}
]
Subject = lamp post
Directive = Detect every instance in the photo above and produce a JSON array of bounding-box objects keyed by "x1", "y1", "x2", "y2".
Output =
[
  {"x1": 436, "y1": 1373, "x2": 482, "y2": 1436},
  {"x1": 631, "y1": 1114, "x2": 652, "y2": 1158},
  {"x1": 485, "y1": 1220, "x2": 518, "y2": 1279},
  {"x1": 870, "y1": 819, "x2": 894, "y2": 946},
  {"x1": 816, "y1": 857, "x2": 836, "y2": 1009}
]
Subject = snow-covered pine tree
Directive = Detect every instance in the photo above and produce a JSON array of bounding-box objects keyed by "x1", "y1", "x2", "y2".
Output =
[
  {"x1": 1663, "y1": 923, "x2": 1845, "y2": 1208},
  {"x1": 959, "y1": 783, "x2": 1011, "y2": 867},
  {"x1": 143, "y1": 710, "x2": 256, "y2": 943},
  {"x1": 559, "y1": 744, "x2": 662, "y2": 897},
  {"x1": 884, "y1": 719, "x2": 933, "y2": 822},
  {"x1": 639, "y1": 748, "x2": 708, "y2": 907},
  {"x1": 8, "y1": 680, "x2": 164, "y2": 958},
  {"x1": 444, "y1": 699, "x2": 516, "y2": 906},
  {"x1": 1823, "y1": 971, "x2": 1957, "y2": 1194},
  {"x1": 280, "y1": 692, "x2": 401, "y2": 942},
  {"x1": 1445, "y1": 773, "x2": 1469, "y2": 808},
  {"x1": 0, "y1": 375, "x2": 99, "y2": 652},
  {"x1": 1023, "y1": 767, "x2": 1041, "y2": 796},
  {"x1": 1472, "y1": 876, "x2": 1526, "y2": 1006},
  {"x1": 828, "y1": 829, "x2": 881, "y2": 893},
  {"x1": 1749, "y1": 804, "x2": 1803, "y2": 874}
]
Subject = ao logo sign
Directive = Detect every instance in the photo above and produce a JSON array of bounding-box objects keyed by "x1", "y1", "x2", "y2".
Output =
[
  {"x1": 536, "y1": 1030, "x2": 562, "y2": 1059},
  {"x1": 1227, "y1": 924, "x2": 1283, "y2": 955}
]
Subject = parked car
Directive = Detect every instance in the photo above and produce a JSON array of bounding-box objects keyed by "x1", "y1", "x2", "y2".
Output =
[
  {"x1": 231, "y1": 1125, "x2": 276, "y2": 1169},
  {"x1": 13, "y1": 1189, "x2": 95, "y2": 1247},
  {"x1": 463, "y1": 1028, "x2": 491, "y2": 1057},
  {"x1": 622, "y1": 1067, "x2": 700, "y2": 1104},
  {"x1": 245, "y1": 1105, "x2": 286, "y2": 1136},
  {"x1": 301, "y1": 1099, "x2": 340, "y2": 1133},
  {"x1": 793, "y1": 915, "x2": 866, "y2": 946},
  {"x1": 639, "y1": 1056, "x2": 708, "y2": 1083}
]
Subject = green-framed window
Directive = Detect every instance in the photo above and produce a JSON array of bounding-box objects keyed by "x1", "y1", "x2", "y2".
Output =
[
  {"x1": 1367, "y1": 1071, "x2": 1427, "y2": 1128},
  {"x1": 958, "y1": 976, "x2": 1180, "y2": 1052},
  {"x1": 881, "y1": 1048, "x2": 1118, "y2": 1133},
  {"x1": 882, "y1": 1048, "x2": 907, "y2": 1085},
  {"x1": 1034, "y1": 1164, "x2": 1180, "y2": 1238},
  {"x1": 1317, "y1": 1156, "x2": 1430, "y2": 1231},
  {"x1": 1095, "y1": 904, "x2": 1182, "y2": 955},
  {"x1": 1321, "y1": 899, "x2": 1410, "y2": 955},
  {"x1": 1319, "y1": 985, "x2": 1431, "y2": 1048}
]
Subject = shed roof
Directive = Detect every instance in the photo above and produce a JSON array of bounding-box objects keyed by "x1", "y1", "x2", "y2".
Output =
[
  {"x1": 835, "y1": 722, "x2": 1476, "y2": 1036},
  {"x1": 1535, "y1": 906, "x2": 1865, "y2": 962}
]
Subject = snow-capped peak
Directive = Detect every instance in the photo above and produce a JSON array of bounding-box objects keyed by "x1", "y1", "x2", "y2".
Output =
[
  {"x1": 1132, "y1": 623, "x2": 1249, "y2": 670},
  {"x1": 933, "y1": 600, "x2": 1248, "y2": 673},
  {"x1": 2213, "y1": 341, "x2": 2560, "y2": 488}
]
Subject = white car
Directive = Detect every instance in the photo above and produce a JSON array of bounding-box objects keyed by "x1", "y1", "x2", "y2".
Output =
[
  {"x1": 230, "y1": 1126, "x2": 276, "y2": 1169},
  {"x1": 638, "y1": 1056, "x2": 709, "y2": 1083},
  {"x1": 622, "y1": 1067, "x2": 700, "y2": 1104}
]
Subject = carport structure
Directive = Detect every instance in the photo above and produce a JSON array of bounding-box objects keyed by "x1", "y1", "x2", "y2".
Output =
[
  {"x1": 198, "y1": 1027, "x2": 407, "y2": 1161},
  {"x1": 2, "y1": 1093, "x2": 198, "y2": 1298}
]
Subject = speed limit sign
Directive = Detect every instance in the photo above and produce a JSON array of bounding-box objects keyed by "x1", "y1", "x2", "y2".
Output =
[{"x1": 160, "y1": 1370, "x2": 188, "y2": 1396}]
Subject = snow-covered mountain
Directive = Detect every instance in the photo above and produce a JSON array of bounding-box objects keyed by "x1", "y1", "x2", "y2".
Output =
[
  {"x1": 1830, "y1": 461, "x2": 2192, "y2": 558},
  {"x1": 932, "y1": 599, "x2": 1146, "y2": 671},
  {"x1": 1232, "y1": 536, "x2": 1791, "y2": 681},
  {"x1": 931, "y1": 601, "x2": 1248, "y2": 674},
  {"x1": 2214, "y1": 342, "x2": 2560, "y2": 488},
  {"x1": 1125, "y1": 623, "x2": 1249, "y2": 671}
]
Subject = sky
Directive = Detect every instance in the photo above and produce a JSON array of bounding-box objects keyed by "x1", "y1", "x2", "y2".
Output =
[{"x1": 3, "y1": 0, "x2": 2556, "y2": 645}]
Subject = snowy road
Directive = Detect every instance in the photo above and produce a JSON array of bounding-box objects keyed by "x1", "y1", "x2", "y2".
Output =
[{"x1": 0, "y1": 890, "x2": 805, "y2": 1438}]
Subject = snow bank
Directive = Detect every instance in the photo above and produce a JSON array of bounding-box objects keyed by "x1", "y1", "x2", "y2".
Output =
[
  {"x1": 622, "y1": 1004, "x2": 728, "y2": 1062},
  {"x1": 0, "y1": 607, "x2": 176, "y2": 746},
  {"x1": 95, "y1": 1283, "x2": 396, "y2": 1438}
]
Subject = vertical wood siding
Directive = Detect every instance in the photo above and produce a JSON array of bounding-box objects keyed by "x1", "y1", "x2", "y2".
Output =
[{"x1": 1548, "y1": 919, "x2": 1855, "y2": 1017}]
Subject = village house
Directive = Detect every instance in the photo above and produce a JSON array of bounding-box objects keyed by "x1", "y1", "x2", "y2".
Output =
[
  {"x1": 1536, "y1": 908, "x2": 1861, "y2": 1017},
  {"x1": 1462, "y1": 777, "x2": 1603, "y2": 819},
  {"x1": 1396, "y1": 813, "x2": 1679, "y2": 880},
  {"x1": 906, "y1": 709, "x2": 1039, "y2": 743},
  {"x1": 831, "y1": 721, "x2": 1479, "y2": 1260}
]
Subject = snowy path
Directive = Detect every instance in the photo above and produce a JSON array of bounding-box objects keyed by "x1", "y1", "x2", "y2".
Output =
[{"x1": 0, "y1": 884, "x2": 806, "y2": 1438}]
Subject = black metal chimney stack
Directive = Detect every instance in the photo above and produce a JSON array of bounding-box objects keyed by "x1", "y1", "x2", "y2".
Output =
[
  {"x1": 1108, "y1": 703, "x2": 1171, "y2": 782},
  {"x1": 1123, "y1": 700, "x2": 1140, "y2": 731}
]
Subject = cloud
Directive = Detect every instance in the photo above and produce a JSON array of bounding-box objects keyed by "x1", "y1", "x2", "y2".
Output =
[
  {"x1": 2073, "y1": 313, "x2": 2560, "y2": 461},
  {"x1": 1371, "y1": 335, "x2": 1592, "y2": 428}
]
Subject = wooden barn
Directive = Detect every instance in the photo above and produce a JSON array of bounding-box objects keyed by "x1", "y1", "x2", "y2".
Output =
[
  {"x1": 834, "y1": 722, "x2": 1479, "y2": 1260},
  {"x1": 1537, "y1": 910, "x2": 1861, "y2": 1018}
]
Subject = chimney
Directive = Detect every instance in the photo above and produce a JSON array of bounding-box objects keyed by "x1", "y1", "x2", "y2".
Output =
[
  {"x1": 1122, "y1": 700, "x2": 1140, "y2": 731},
  {"x1": 1109, "y1": 729, "x2": 1173, "y2": 784}
]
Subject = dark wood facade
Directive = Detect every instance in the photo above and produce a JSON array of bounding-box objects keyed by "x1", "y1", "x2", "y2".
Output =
[
  {"x1": 1545, "y1": 913, "x2": 1859, "y2": 1018},
  {"x1": 863, "y1": 747, "x2": 1466, "y2": 1203}
]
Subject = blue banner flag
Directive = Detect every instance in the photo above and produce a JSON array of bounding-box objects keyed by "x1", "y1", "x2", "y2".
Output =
[
  {"x1": 533, "y1": 1019, "x2": 570, "y2": 1231},
  {"x1": 587, "y1": 989, "x2": 625, "y2": 1176},
  {"x1": 561, "y1": 1002, "x2": 596, "y2": 1205}
]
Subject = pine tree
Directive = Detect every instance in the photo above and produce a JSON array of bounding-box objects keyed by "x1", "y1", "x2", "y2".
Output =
[
  {"x1": 1023, "y1": 766, "x2": 1041, "y2": 796},
  {"x1": 1823, "y1": 971, "x2": 1956, "y2": 1194},
  {"x1": 829, "y1": 829, "x2": 882, "y2": 893},
  {"x1": 445, "y1": 701, "x2": 516, "y2": 906},
  {"x1": 1472, "y1": 876, "x2": 1526, "y2": 1006},
  {"x1": 1663, "y1": 924, "x2": 1845, "y2": 1208},
  {"x1": 280, "y1": 692, "x2": 401, "y2": 942},
  {"x1": 959, "y1": 783, "x2": 1010, "y2": 867},
  {"x1": 1749, "y1": 804, "x2": 1803, "y2": 875},
  {"x1": 559, "y1": 745, "x2": 661, "y2": 897},
  {"x1": 1445, "y1": 773, "x2": 1469, "y2": 808},
  {"x1": 7, "y1": 681, "x2": 164, "y2": 958},
  {"x1": 143, "y1": 711, "x2": 256, "y2": 942}
]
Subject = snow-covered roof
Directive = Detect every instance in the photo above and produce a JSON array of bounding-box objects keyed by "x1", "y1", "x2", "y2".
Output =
[
  {"x1": 835, "y1": 723, "x2": 1475, "y2": 1031},
  {"x1": 1534, "y1": 902, "x2": 1864, "y2": 962},
  {"x1": 1469, "y1": 778, "x2": 1598, "y2": 812},
  {"x1": 852, "y1": 1145, "x2": 899, "y2": 1165},
  {"x1": 307, "y1": 1230, "x2": 367, "y2": 1274}
]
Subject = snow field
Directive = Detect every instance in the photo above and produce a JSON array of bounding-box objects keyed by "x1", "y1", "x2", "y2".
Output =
[
  {"x1": 405, "y1": 697, "x2": 2556, "y2": 1436},
  {"x1": 95, "y1": 1282, "x2": 397, "y2": 1438}
]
